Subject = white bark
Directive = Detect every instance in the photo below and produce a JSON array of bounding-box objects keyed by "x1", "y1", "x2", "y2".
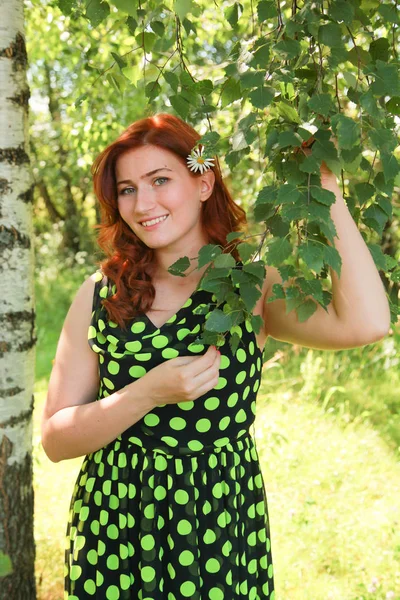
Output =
[{"x1": 0, "y1": 0, "x2": 35, "y2": 464}]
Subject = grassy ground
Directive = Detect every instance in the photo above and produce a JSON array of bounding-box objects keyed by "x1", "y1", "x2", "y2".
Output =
[{"x1": 33, "y1": 270, "x2": 400, "y2": 600}]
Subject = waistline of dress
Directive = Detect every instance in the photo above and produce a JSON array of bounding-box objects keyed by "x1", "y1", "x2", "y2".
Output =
[{"x1": 118, "y1": 427, "x2": 255, "y2": 458}]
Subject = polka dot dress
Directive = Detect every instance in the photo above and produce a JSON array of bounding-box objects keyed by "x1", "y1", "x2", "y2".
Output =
[{"x1": 64, "y1": 269, "x2": 275, "y2": 599}]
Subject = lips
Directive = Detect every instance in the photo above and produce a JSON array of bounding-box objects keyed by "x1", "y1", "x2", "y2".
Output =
[{"x1": 139, "y1": 214, "x2": 169, "y2": 224}]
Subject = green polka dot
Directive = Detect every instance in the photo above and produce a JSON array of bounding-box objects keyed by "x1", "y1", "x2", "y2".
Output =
[
  {"x1": 90, "y1": 520, "x2": 100, "y2": 535},
  {"x1": 235, "y1": 371, "x2": 246, "y2": 385},
  {"x1": 128, "y1": 365, "x2": 147, "y2": 378},
  {"x1": 135, "y1": 352, "x2": 152, "y2": 361},
  {"x1": 154, "y1": 485, "x2": 167, "y2": 500},
  {"x1": 175, "y1": 489, "x2": 189, "y2": 504},
  {"x1": 131, "y1": 321, "x2": 146, "y2": 333},
  {"x1": 235, "y1": 408, "x2": 247, "y2": 423},
  {"x1": 161, "y1": 435, "x2": 178, "y2": 447},
  {"x1": 195, "y1": 418, "x2": 211, "y2": 433},
  {"x1": 107, "y1": 524, "x2": 119, "y2": 540},
  {"x1": 203, "y1": 528, "x2": 216, "y2": 544},
  {"x1": 103, "y1": 377, "x2": 115, "y2": 390},
  {"x1": 162, "y1": 348, "x2": 179, "y2": 359},
  {"x1": 236, "y1": 348, "x2": 247, "y2": 363},
  {"x1": 204, "y1": 396, "x2": 220, "y2": 410},
  {"x1": 152, "y1": 335, "x2": 169, "y2": 348},
  {"x1": 99, "y1": 285, "x2": 108, "y2": 298},
  {"x1": 144, "y1": 413, "x2": 160, "y2": 427},
  {"x1": 220, "y1": 355, "x2": 230, "y2": 369},
  {"x1": 178, "y1": 400, "x2": 194, "y2": 410},
  {"x1": 169, "y1": 417, "x2": 186, "y2": 431},
  {"x1": 253, "y1": 379, "x2": 260, "y2": 392},
  {"x1": 179, "y1": 550, "x2": 195, "y2": 566},
  {"x1": 187, "y1": 342, "x2": 204, "y2": 353},
  {"x1": 219, "y1": 416, "x2": 230, "y2": 430},
  {"x1": 141, "y1": 534, "x2": 155, "y2": 550},
  {"x1": 177, "y1": 519, "x2": 192, "y2": 535},
  {"x1": 187, "y1": 440, "x2": 204, "y2": 451},
  {"x1": 106, "y1": 585, "x2": 120, "y2": 600},
  {"x1": 205, "y1": 558, "x2": 220, "y2": 573},
  {"x1": 180, "y1": 581, "x2": 196, "y2": 597},
  {"x1": 227, "y1": 392, "x2": 238, "y2": 407},
  {"x1": 142, "y1": 565, "x2": 156, "y2": 582},
  {"x1": 209, "y1": 588, "x2": 224, "y2": 600},
  {"x1": 177, "y1": 328, "x2": 191, "y2": 340},
  {"x1": 88, "y1": 326, "x2": 96, "y2": 339},
  {"x1": 84, "y1": 579, "x2": 96, "y2": 594},
  {"x1": 70, "y1": 565, "x2": 82, "y2": 581},
  {"x1": 87, "y1": 550, "x2": 98, "y2": 565},
  {"x1": 125, "y1": 340, "x2": 142, "y2": 353},
  {"x1": 214, "y1": 377, "x2": 227, "y2": 389},
  {"x1": 120, "y1": 574, "x2": 130, "y2": 590}
]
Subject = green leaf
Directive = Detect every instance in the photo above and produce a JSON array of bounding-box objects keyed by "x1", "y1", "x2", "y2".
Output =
[
  {"x1": 243, "y1": 260, "x2": 266, "y2": 282},
  {"x1": 225, "y1": 2, "x2": 243, "y2": 27},
  {"x1": 296, "y1": 299, "x2": 318, "y2": 322},
  {"x1": 370, "y1": 61, "x2": 400, "y2": 96},
  {"x1": 377, "y1": 3, "x2": 399, "y2": 24},
  {"x1": 274, "y1": 39, "x2": 302, "y2": 59},
  {"x1": 111, "y1": 0, "x2": 137, "y2": 16},
  {"x1": 369, "y1": 38, "x2": 389, "y2": 63},
  {"x1": 164, "y1": 71, "x2": 179, "y2": 92},
  {"x1": 0, "y1": 552, "x2": 13, "y2": 577},
  {"x1": 277, "y1": 130, "x2": 302, "y2": 149},
  {"x1": 359, "y1": 89, "x2": 383, "y2": 119},
  {"x1": 376, "y1": 194, "x2": 393, "y2": 218},
  {"x1": 167, "y1": 255, "x2": 191, "y2": 276},
  {"x1": 331, "y1": 114, "x2": 361, "y2": 150},
  {"x1": 307, "y1": 94, "x2": 335, "y2": 117},
  {"x1": 197, "y1": 244, "x2": 222, "y2": 268},
  {"x1": 275, "y1": 102, "x2": 301, "y2": 123},
  {"x1": 257, "y1": 0, "x2": 276, "y2": 22},
  {"x1": 145, "y1": 81, "x2": 161, "y2": 101},
  {"x1": 297, "y1": 277, "x2": 325, "y2": 303},
  {"x1": 310, "y1": 187, "x2": 336, "y2": 206},
  {"x1": 363, "y1": 204, "x2": 389, "y2": 236},
  {"x1": 267, "y1": 282, "x2": 285, "y2": 302},
  {"x1": 58, "y1": 0, "x2": 77, "y2": 16},
  {"x1": 214, "y1": 253, "x2": 236, "y2": 269},
  {"x1": 256, "y1": 185, "x2": 278, "y2": 205},
  {"x1": 249, "y1": 42, "x2": 270, "y2": 68},
  {"x1": 367, "y1": 243, "x2": 387, "y2": 271},
  {"x1": 277, "y1": 183, "x2": 301, "y2": 205},
  {"x1": 239, "y1": 283, "x2": 262, "y2": 312},
  {"x1": 386, "y1": 96, "x2": 400, "y2": 116},
  {"x1": 347, "y1": 46, "x2": 371, "y2": 68},
  {"x1": 195, "y1": 79, "x2": 213, "y2": 96},
  {"x1": 354, "y1": 182, "x2": 375, "y2": 205},
  {"x1": 151, "y1": 20, "x2": 165, "y2": 37},
  {"x1": 369, "y1": 128, "x2": 398, "y2": 153},
  {"x1": 251, "y1": 314, "x2": 264, "y2": 334},
  {"x1": 267, "y1": 237, "x2": 292, "y2": 266},
  {"x1": 226, "y1": 231, "x2": 245, "y2": 243},
  {"x1": 221, "y1": 77, "x2": 242, "y2": 108},
  {"x1": 111, "y1": 52, "x2": 127, "y2": 70},
  {"x1": 330, "y1": 0, "x2": 354, "y2": 25},
  {"x1": 298, "y1": 242, "x2": 325, "y2": 273},
  {"x1": 381, "y1": 152, "x2": 400, "y2": 183},
  {"x1": 240, "y1": 70, "x2": 266, "y2": 89},
  {"x1": 248, "y1": 86, "x2": 275, "y2": 109},
  {"x1": 254, "y1": 203, "x2": 275, "y2": 222},
  {"x1": 229, "y1": 332, "x2": 241, "y2": 355},
  {"x1": 169, "y1": 94, "x2": 190, "y2": 119},
  {"x1": 135, "y1": 31, "x2": 157, "y2": 52},
  {"x1": 85, "y1": 0, "x2": 110, "y2": 26},
  {"x1": 299, "y1": 154, "x2": 320, "y2": 174},
  {"x1": 323, "y1": 244, "x2": 342, "y2": 277},
  {"x1": 278, "y1": 264, "x2": 296, "y2": 281},
  {"x1": 237, "y1": 242, "x2": 256, "y2": 263},
  {"x1": 205, "y1": 309, "x2": 235, "y2": 333},
  {"x1": 318, "y1": 22, "x2": 342, "y2": 47},
  {"x1": 174, "y1": 0, "x2": 192, "y2": 20},
  {"x1": 126, "y1": 16, "x2": 137, "y2": 35}
]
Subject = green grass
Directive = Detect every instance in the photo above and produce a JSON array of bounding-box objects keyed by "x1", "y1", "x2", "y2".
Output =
[{"x1": 33, "y1": 269, "x2": 400, "y2": 600}]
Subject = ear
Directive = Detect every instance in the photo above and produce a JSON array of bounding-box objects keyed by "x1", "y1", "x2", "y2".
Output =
[{"x1": 199, "y1": 169, "x2": 215, "y2": 202}]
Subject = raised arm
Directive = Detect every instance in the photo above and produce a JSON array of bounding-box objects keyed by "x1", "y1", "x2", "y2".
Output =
[{"x1": 261, "y1": 162, "x2": 391, "y2": 351}]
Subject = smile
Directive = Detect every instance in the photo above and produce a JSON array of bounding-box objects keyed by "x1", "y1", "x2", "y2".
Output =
[{"x1": 140, "y1": 214, "x2": 169, "y2": 228}]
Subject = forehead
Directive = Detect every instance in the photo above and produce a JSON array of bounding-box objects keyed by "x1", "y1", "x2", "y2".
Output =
[{"x1": 115, "y1": 145, "x2": 183, "y2": 175}]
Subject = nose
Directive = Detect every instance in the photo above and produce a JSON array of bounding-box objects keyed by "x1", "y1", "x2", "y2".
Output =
[{"x1": 134, "y1": 184, "x2": 157, "y2": 217}]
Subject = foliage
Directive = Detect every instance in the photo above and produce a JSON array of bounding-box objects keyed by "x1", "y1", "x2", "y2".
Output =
[{"x1": 29, "y1": 0, "x2": 400, "y2": 347}]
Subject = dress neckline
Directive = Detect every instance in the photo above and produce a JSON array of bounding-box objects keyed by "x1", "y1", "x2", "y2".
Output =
[{"x1": 143, "y1": 288, "x2": 203, "y2": 331}]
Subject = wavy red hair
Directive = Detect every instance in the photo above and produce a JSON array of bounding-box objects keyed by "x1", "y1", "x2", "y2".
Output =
[{"x1": 92, "y1": 112, "x2": 247, "y2": 329}]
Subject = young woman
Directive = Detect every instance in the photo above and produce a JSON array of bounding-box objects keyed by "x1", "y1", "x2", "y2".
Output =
[{"x1": 41, "y1": 113, "x2": 391, "y2": 600}]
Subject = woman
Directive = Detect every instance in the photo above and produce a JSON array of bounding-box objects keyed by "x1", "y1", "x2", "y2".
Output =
[{"x1": 41, "y1": 113, "x2": 391, "y2": 600}]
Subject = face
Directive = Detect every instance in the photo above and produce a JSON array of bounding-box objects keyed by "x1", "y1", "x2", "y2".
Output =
[{"x1": 115, "y1": 145, "x2": 215, "y2": 254}]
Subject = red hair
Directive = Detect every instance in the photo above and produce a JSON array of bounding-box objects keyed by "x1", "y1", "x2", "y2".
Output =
[{"x1": 92, "y1": 112, "x2": 247, "y2": 328}]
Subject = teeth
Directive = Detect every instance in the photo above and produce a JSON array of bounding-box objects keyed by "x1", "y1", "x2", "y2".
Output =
[{"x1": 141, "y1": 215, "x2": 168, "y2": 227}]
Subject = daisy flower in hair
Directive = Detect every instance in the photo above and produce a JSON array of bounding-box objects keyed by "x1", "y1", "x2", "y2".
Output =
[{"x1": 186, "y1": 145, "x2": 215, "y2": 174}]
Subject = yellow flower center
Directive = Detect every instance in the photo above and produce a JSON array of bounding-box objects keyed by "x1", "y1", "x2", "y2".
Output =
[{"x1": 197, "y1": 158, "x2": 205, "y2": 164}]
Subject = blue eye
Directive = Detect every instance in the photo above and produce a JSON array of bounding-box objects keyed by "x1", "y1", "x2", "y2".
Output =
[{"x1": 119, "y1": 177, "x2": 168, "y2": 195}]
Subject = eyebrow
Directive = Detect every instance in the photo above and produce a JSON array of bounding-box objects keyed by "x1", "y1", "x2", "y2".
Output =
[{"x1": 117, "y1": 167, "x2": 173, "y2": 186}]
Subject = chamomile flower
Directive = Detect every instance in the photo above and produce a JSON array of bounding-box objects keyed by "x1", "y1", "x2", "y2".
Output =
[{"x1": 186, "y1": 146, "x2": 215, "y2": 174}]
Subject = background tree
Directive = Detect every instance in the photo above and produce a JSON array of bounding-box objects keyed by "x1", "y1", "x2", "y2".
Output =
[{"x1": 0, "y1": 0, "x2": 36, "y2": 597}]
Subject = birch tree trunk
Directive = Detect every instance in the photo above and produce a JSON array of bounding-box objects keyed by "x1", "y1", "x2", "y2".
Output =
[{"x1": 0, "y1": 0, "x2": 36, "y2": 597}]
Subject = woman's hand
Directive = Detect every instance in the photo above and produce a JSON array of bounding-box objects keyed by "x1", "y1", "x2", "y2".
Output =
[
  {"x1": 297, "y1": 132, "x2": 339, "y2": 188},
  {"x1": 140, "y1": 344, "x2": 221, "y2": 407}
]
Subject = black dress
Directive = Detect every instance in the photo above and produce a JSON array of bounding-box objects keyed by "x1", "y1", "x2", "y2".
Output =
[{"x1": 65, "y1": 269, "x2": 275, "y2": 599}]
